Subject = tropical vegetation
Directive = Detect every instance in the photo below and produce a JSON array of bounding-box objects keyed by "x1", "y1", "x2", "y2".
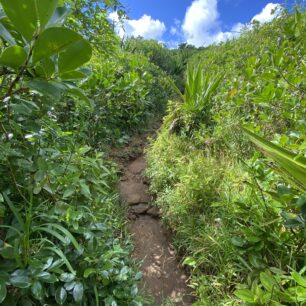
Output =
[
  {"x1": 0, "y1": 0, "x2": 305, "y2": 305},
  {"x1": 146, "y1": 7, "x2": 306, "y2": 306}
]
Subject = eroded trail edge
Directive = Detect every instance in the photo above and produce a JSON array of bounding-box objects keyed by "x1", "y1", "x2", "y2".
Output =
[{"x1": 119, "y1": 152, "x2": 193, "y2": 305}]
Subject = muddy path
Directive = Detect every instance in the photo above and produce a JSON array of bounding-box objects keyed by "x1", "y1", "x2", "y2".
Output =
[{"x1": 116, "y1": 128, "x2": 194, "y2": 305}]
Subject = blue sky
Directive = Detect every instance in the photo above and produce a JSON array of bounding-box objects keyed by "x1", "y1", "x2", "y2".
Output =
[{"x1": 110, "y1": 0, "x2": 298, "y2": 47}]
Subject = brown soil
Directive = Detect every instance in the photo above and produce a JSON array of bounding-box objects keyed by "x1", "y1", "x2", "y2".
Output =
[{"x1": 118, "y1": 127, "x2": 194, "y2": 305}]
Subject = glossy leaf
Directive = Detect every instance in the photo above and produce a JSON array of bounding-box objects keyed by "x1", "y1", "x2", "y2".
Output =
[
  {"x1": 33, "y1": 27, "x2": 84, "y2": 63},
  {"x1": 260, "y1": 271, "x2": 278, "y2": 292},
  {"x1": 60, "y1": 70, "x2": 88, "y2": 80},
  {"x1": 297, "y1": 286, "x2": 306, "y2": 300},
  {"x1": 47, "y1": 6, "x2": 70, "y2": 27},
  {"x1": 73, "y1": 282, "x2": 84, "y2": 303},
  {"x1": 0, "y1": 281, "x2": 7, "y2": 304},
  {"x1": 31, "y1": 281, "x2": 43, "y2": 300},
  {"x1": 60, "y1": 273, "x2": 75, "y2": 283},
  {"x1": 66, "y1": 87, "x2": 91, "y2": 103},
  {"x1": 0, "y1": 0, "x2": 57, "y2": 41},
  {"x1": 0, "y1": 0, "x2": 37, "y2": 41},
  {"x1": 27, "y1": 79, "x2": 67, "y2": 100},
  {"x1": 44, "y1": 247, "x2": 76, "y2": 274},
  {"x1": 37, "y1": 271, "x2": 57, "y2": 283},
  {"x1": 58, "y1": 39, "x2": 92, "y2": 73},
  {"x1": 10, "y1": 274, "x2": 31, "y2": 289},
  {"x1": 0, "y1": 46, "x2": 27, "y2": 69},
  {"x1": 55, "y1": 287, "x2": 67, "y2": 305},
  {"x1": 234, "y1": 289, "x2": 255, "y2": 303},
  {"x1": 243, "y1": 128, "x2": 306, "y2": 192},
  {"x1": 292, "y1": 272, "x2": 306, "y2": 287},
  {"x1": 36, "y1": 0, "x2": 58, "y2": 30},
  {"x1": 35, "y1": 57, "x2": 55, "y2": 78},
  {"x1": 84, "y1": 268, "x2": 96, "y2": 278},
  {"x1": 0, "y1": 22, "x2": 16, "y2": 45}
]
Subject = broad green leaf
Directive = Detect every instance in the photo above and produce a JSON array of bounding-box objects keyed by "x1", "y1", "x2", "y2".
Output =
[
  {"x1": 0, "y1": 22, "x2": 16, "y2": 45},
  {"x1": 84, "y1": 268, "x2": 96, "y2": 278},
  {"x1": 73, "y1": 282, "x2": 84, "y2": 303},
  {"x1": 60, "y1": 273, "x2": 75, "y2": 282},
  {"x1": 292, "y1": 272, "x2": 306, "y2": 287},
  {"x1": 134, "y1": 272, "x2": 142, "y2": 281},
  {"x1": 36, "y1": 271, "x2": 57, "y2": 283},
  {"x1": 11, "y1": 100, "x2": 37, "y2": 116},
  {"x1": 35, "y1": 57, "x2": 55, "y2": 78},
  {"x1": 0, "y1": 281, "x2": 7, "y2": 304},
  {"x1": 243, "y1": 128, "x2": 306, "y2": 192},
  {"x1": 64, "y1": 281, "x2": 76, "y2": 292},
  {"x1": 47, "y1": 6, "x2": 70, "y2": 27},
  {"x1": 80, "y1": 180, "x2": 91, "y2": 198},
  {"x1": 182, "y1": 256, "x2": 196, "y2": 267},
  {"x1": 0, "y1": 0, "x2": 37, "y2": 41},
  {"x1": 63, "y1": 185, "x2": 75, "y2": 198},
  {"x1": 10, "y1": 275, "x2": 31, "y2": 289},
  {"x1": 0, "y1": 46, "x2": 27, "y2": 69},
  {"x1": 234, "y1": 289, "x2": 255, "y2": 303},
  {"x1": 66, "y1": 87, "x2": 91, "y2": 103},
  {"x1": 260, "y1": 271, "x2": 278, "y2": 292},
  {"x1": 0, "y1": 0, "x2": 57, "y2": 41},
  {"x1": 27, "y1": 79, "x2": 67, "y2": 100},
  {"x1": 231, "y1": 236, "x2": 246, "y2": 247},
  {"x1": 31, "y1": 281, "x2": 43, "y2": 300},
  {"x1": 297, "y1": 286, "x2": 306, "y2": 300},
  {"x1": 36, "y1": 0, "x2": 58, "y2": 30},
  {"x1": 282, "y1": 212, "x2": 305, "y2": 228},
  {"x1": 55, "y1": 287, "x2": 67, "y2": 305},
  {"x1": 33, "y1": 27, "x2": 84, "y2": 63},
  {"x1": 60, "y1": 70, "x2": 87, "y2": 80},
  {"x1": 58, "y1": 39, "x2": 92, "y2": 73},
  {"x1": 0, "y1": 240, "x2": 14, "y2": 259}
]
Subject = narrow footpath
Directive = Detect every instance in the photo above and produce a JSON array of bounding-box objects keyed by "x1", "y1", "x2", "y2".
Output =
[{"x1": 118, "y1": 132, "x2": 193, "y2": 305}]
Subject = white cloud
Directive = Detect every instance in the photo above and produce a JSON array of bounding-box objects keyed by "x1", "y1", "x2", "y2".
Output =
[
  {"x1": 176, "y1": 0, "x2": 281, "y2": 47},
  {"x1": 251, "y1": 3, "x2": 281, "y2": 23},
  {"x1": 170, "y1": 26, "x2": 178, "y2": 35},
  {"x1": 109, "y1": 12, "x2": 166, "y2": 40},
  {"x1": 182, "y1": 0, "x2": 219, "y2": 47}
]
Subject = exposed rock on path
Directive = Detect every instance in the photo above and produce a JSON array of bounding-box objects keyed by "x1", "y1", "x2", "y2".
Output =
[{"x1": 119, "y1": 153, "x2": 193, "y2": 305}]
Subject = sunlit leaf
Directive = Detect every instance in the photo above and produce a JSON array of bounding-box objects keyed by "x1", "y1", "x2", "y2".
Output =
[
  {"x1": 58, "y1": 38, "x2": 92, "y2": 73},
  {"x1": 33, "y1": 27, "x2": 84, "y2": 63},
  {"x1": 73, "y1": 282, "x2": 84, "y2": 303},
  {"x1": 0, "y1": 22, "x2": 16, "y2": 45},
  {"x1": 55, "y1": 287, "x2": 67, "y2": 305},
  {"x1": 243, "y1": 128, "x2": 306, "y2": 192},
  {"x1": 0, "y1": 46, "x2": 27, "y2": 69}
]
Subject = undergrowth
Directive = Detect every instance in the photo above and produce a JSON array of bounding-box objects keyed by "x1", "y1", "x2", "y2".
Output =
[{"x1": 146, "y1": 8, "x2": 306, "y2": 305}]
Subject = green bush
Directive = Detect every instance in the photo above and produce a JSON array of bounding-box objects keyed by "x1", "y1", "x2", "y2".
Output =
[
  {"x1": 146, "y1": 8, "x2": 306, "y2": 305},
  {"x1": 0, "y1": 1, "x2": 143, "y2": 304}
]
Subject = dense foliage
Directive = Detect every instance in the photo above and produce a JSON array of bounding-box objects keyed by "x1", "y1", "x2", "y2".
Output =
[
  {"x1": 1, "y1": 0, "x2": 305, "y2": 305},
  {"x1": 0, "y1": 0, "x2": 173, "y2": 305},
  {"x1": 146, "y1": 8, "x2": 306, "y2": 305}
]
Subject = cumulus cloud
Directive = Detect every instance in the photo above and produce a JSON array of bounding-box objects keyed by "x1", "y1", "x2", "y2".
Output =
[
  {"x1": 109, "y1": 12, "x2": 166, "y2": 40},
  {"x1": 177, "y1": 0, "x2": 281, "y2": 47},
  {"x1": 251, "y1": 3, "x2": 281, "y2": 23},
  {"x1": 182, "y1": 0, "x2": 219, "y2": 46}
]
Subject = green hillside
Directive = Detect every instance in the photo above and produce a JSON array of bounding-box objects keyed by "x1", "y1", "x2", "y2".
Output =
[{"x1": 0, "y1": 1, "x2": 305, "y2": 305}]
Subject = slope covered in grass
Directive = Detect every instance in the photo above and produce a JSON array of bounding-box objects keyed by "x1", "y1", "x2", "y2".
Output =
[{"x1": 146, "y1": 9, "x2": 306, "y2": 305}]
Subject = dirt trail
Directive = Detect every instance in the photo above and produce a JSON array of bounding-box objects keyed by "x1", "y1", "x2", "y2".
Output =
[{"x1": 118, "y1": 136, "x2": 193, "y2": 305}]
